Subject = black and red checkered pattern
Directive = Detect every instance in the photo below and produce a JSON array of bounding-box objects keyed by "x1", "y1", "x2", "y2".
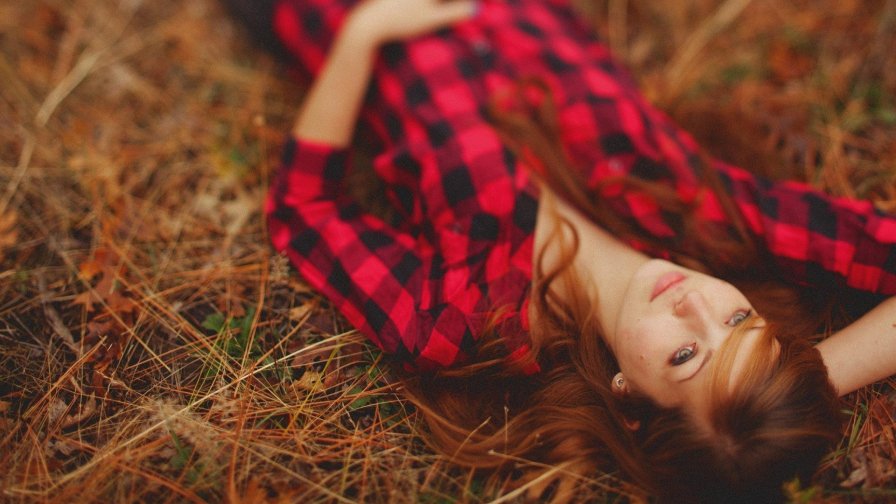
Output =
[{"x1": 266, "y1": 0, "x2": 896, "y2": 370}]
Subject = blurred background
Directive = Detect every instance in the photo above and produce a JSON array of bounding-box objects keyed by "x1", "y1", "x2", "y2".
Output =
[{"x1": 1, "y1": 0, "x2": 894, "y2": 501}]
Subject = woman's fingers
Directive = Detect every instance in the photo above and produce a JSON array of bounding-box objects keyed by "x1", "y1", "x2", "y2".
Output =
[
  {"x1": 349, "y1": 0, "x2": 479, "y2": 44},
  {"x1": 427, "y1": 0, "x2": 479, "y2": 27}
]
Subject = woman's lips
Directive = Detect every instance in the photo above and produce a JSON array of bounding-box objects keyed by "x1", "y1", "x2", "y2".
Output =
[{"x1": 651, "y1": 271, "x2": 686, "y2": 301}]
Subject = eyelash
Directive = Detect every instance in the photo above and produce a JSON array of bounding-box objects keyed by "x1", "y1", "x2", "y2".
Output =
[
  {"x1": 670, "y1": 343, "x2": 696, "y2": 366},
  {"x1": 669, "y1": 309, "x2": 753, "y2": 366},
  {"x1": 727, "y1": 309, "x2": 752, "y2": 327}
]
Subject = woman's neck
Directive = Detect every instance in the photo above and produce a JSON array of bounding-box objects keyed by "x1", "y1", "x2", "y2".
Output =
[{"x1": 533, "y1": 187, "x2": 650, "y2": 339}]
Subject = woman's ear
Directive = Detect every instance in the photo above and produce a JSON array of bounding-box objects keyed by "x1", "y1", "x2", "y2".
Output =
[
  {"x1": 611, "y1": 372, "x2": 629, "y2": 395},
  {"x1": 611, "y1": 373, "x2": 641, "y2": 431}
]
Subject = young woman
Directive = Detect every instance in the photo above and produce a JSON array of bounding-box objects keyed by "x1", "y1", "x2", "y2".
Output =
[{"x1": 228, "y1": 0, "x2": 896, "y2": 500}]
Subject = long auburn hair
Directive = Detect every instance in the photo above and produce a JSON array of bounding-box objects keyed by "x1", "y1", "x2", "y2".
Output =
[{"x1": 403, "y1": 79, "x2": 841, "y2": 502}]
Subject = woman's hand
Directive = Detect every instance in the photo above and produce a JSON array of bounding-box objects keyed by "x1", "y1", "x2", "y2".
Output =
[{"x1": 346, "y1": 0, "x2": 479, "y2": 46}]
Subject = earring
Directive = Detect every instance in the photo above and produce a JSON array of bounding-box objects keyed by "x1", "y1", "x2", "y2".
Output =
[{"x1": 613, "y1": 372, "x2": 625, "y2": 390}]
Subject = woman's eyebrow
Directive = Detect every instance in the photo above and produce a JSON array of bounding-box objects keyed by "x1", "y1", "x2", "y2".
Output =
[{"x1": 680, "y1": 348, "x2": 714, "y2": 382}]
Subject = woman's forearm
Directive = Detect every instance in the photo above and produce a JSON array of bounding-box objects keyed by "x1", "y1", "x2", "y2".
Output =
[
  {"x1": 816, "y1": 295, "x2": 896, "y2": 396},
  {"x1": 292, "y1": 0, "x2": 477, "y2": 147},
  {"x1": 292, "y1": 17, "x2": 379, "y2": 146}
]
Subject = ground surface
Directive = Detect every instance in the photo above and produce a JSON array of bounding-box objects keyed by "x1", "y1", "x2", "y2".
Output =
[{"x1": 1, "y1": 0, "x2": 895, "y2": 502}]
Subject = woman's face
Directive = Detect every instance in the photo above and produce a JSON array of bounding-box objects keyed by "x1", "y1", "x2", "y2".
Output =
[{"x1": 612, "y1": 259, "x2": 762, "y2": 417}]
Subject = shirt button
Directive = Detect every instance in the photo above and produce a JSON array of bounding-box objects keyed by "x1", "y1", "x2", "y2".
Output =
[
  {"x1": 472, "y1": 39, "x2": 491, "y2": 56},
  {"x1": 609, "y1": 158, "x2": 624, "y2": 172}
]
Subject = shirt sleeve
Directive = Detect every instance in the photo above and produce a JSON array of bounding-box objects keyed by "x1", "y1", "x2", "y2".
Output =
[
  {"x1": 712, "y1": 161, "x2": 896, "y2": 297},
  {"x1": 266, "y1": 137, "x2": 433, "y2": 363},
  {"x1": 628, "y1": 100, "x2": 896, "y2": 299}
]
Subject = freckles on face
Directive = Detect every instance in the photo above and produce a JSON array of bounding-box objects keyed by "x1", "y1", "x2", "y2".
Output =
[
  {"x1": 611, "y1": 259, "x2": 755, "y2": 407},
  {"x1": 615, "y1": 316, "x2": 693, "y2": 404}
]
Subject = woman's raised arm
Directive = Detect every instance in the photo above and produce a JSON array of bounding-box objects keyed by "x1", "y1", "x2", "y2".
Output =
[
  {"x1": 293, "y1": 0, "x2": 477, "y2": 146},
  {"x1": 816, "y1": 295, "x2": 896, "y2": 396},
  {"x1": 268, "y1": 0, "x2": 480, "y2": 369}
]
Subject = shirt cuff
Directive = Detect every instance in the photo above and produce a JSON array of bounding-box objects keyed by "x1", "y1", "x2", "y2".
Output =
[{"x1": 281, "y1": 135, "x2": 351, "y2": 182}]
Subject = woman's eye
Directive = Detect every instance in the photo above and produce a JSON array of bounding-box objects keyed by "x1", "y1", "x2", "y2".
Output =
[
  {"x1": 727, "y1": 309, "x2": 752, "y2": 327},
  {"x1": 670, "y1": 344, "x2": 696, "y2": 366}
]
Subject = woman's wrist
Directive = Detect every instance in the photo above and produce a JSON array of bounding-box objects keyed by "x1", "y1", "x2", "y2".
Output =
[
  {"x1": 816, "y1": 295, "x2": 896, "y2": 396},
  {"x1": 340, "y1": 6, "x2": 388, "y2": 51}
]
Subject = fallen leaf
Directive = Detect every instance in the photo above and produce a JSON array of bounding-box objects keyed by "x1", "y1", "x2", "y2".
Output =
[
  {"x1": 47, "y1": 437, "x2": 78, "y2": 457},
  {"x1": 841, "y1": 447, "x2": 869, "y2": 488},
  {"x1": 77, "y1": 248, "x2": 108, "y2": 281},
  {"x1": 47, "y1": 398, "x2": 68, "y2": 424},
  {"x1": 322, "y1": 369, "x2": 343, "y2": 388},
  {"x1": 227, "y1": 478, "x2": 269, "y2": 504},
  {"x1": 73, "y1": 247, "x2": 138, "y2": 316},
  {"x1": 71, "y1": 290, "x2": 100, "y2": 313},
  {"x1": 287, "y1": 300, "x2": 317, "y2": 322},
  {"x1": 71, "y1": 247, "x2": 140, "y2": 395},
  {"x1": 841, "y1": 465, "x2": 867, "y2": 489},
  {"x1": 289, "y1": 344, "x2": 332, "y2": 369},
  {"x1": 292, "y1": 370, "x2": 324, "y2": 394}
]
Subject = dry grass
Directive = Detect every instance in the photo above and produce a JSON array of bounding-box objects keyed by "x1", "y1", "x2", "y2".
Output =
[{"x1": 1, "y1": 0, "x2": 894, "y2": 502}]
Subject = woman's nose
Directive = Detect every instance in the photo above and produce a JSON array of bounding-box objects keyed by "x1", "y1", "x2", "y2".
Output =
[{"x1": 674, "y1": 290, "x2": 712, "y2": 323}]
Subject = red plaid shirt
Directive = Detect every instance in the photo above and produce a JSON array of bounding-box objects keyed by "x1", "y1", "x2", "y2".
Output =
[{"x1": 266, "y1": 0, "x2": 896, "y2": 370}]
